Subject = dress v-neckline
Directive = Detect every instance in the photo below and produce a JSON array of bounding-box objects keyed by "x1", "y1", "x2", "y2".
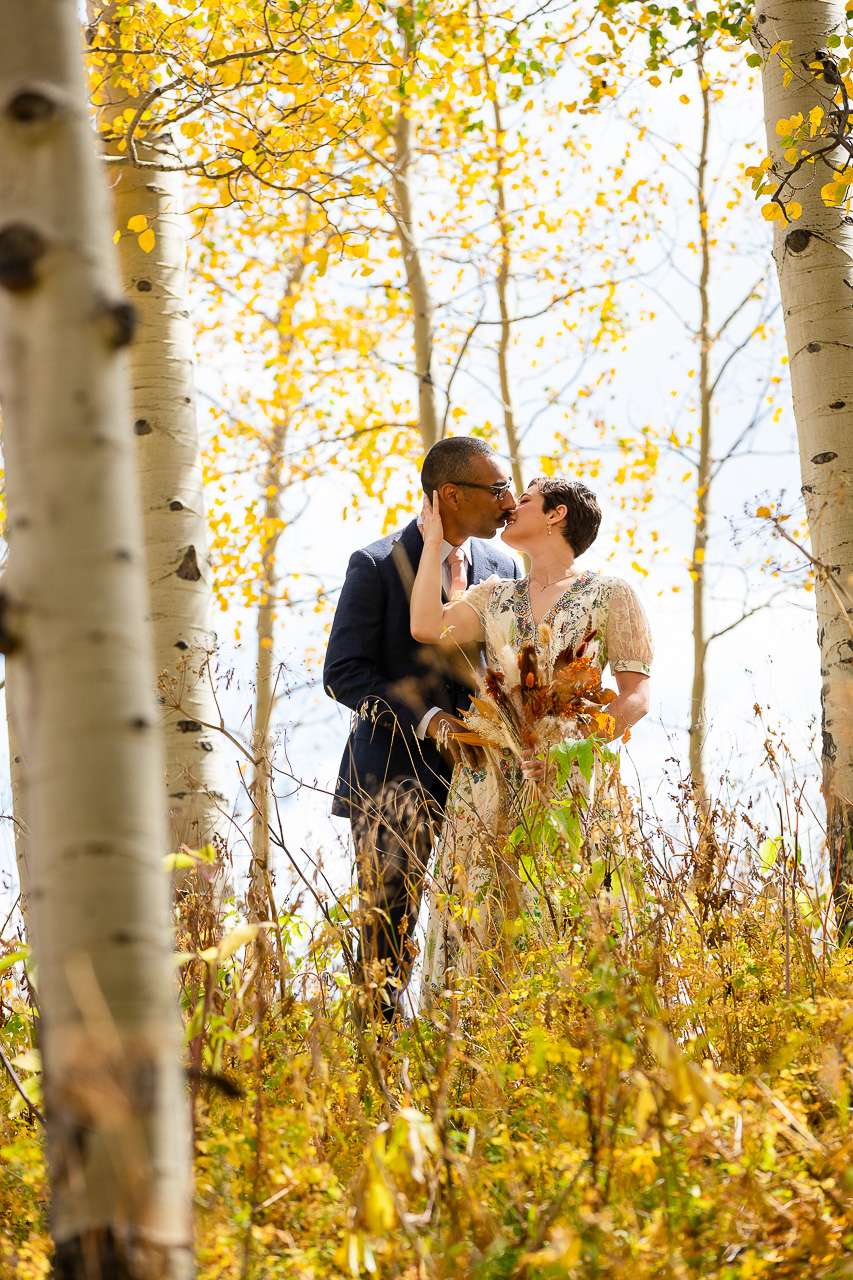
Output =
[{"x1": 520, "y1": 569, "x2": 596, "y2": 630}]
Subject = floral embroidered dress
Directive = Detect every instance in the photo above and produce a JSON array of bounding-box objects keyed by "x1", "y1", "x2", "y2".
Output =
[{"x1": 420, "y1": 570, "x2": 653, "y2": 997}]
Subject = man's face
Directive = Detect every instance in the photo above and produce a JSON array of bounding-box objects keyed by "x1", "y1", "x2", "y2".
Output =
[{"x1": 439, "y1": 455, "x2": 516, "y2": 539}]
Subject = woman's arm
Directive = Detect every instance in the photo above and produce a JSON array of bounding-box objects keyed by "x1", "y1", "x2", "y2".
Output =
[
  {"x1": 608, "y1": 670, "x2": 650, "y2": 740},
  {"x1": 410, "y1": 494, "x2": 485, "y2": 646}
]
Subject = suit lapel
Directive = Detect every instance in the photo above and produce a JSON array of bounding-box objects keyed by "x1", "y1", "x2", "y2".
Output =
[
  {"x1": 390, "y1": 520, "x2": 423, "y2": 602},
  {"x1": 469, "y1": 538, "x2": 483, "y2": 586}
]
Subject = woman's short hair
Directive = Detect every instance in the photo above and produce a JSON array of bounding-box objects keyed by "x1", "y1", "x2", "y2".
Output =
[
  {"x1": 531, "y1": 476, "x2": 601, "y2": 555},
  {"x1": 422, "y1": 437, "x2": 495, "y2": 495}
]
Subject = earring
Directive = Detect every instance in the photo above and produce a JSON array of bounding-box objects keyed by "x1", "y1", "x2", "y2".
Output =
[{"x1": 547, "y1": 524, "x2": 552, "y2": 536}]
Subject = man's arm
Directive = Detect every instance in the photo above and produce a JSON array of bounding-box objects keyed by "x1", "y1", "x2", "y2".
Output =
[{"x1": 323, "y1": 548, "x2": 426, "y2": 736}]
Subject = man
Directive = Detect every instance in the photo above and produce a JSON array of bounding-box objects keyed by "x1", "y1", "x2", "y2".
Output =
[{"x1": 323, "y1": 437, "x2": 519, "y2": 1024}]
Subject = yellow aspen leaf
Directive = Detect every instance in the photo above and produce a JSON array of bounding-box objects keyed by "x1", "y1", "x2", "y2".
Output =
[
  {"x1": 648, "y1": 76, "x2": 661, "y2": 87},
  {"x1": 679, "y1": 94, "x2": 690, "y2": 104},
  {"x1": 821, "y1": 181, "x2": 848, "y2": 205},
  {"x1": 137, "y1": 228, "x2": 156, "y2": 253},
  {"x1": 113, "y1": 230, "x2": 121, "y2": 243},
  {"x1": 631, "y1": 561, "x2": 648, "y2": 577},
  {"x1": 761, "y1": 202, "x2": 783, "y2": 221},
  {"x1": 756, "y1": 506, "x2": 772, "y2": 517},
  {"x1": 127, "y1": 214, "x2": 148, "y2": 232},
  {"x1": 198, "y1": 923, "x2": 263, "y2": 963},
  {"x1": 786, "y1": 201, "x2": 802, "y2": 219}
]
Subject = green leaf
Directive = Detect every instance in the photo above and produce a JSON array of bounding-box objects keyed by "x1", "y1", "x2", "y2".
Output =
[
  {"x1": 0, "y1": 946, "x2": 28, "y2": 975},
  {"x1": 795, "y1": 887, "x2": 821, "y2": 927},
  {"x1": 163, "y1": 853, "x2": 197, "y2": 870},
  {"x1": 11, "y1": 1048, "x2": 41, "y2": 1074},
  {"x1": 760, "y1": 837, "x2": 781, "y2": 873},
  {"x1": 575, "y1": 739, "x2": 594, "y2": 784},
  {"x1": 746, "y1": 52, "x2": 762, "y2": 67}
]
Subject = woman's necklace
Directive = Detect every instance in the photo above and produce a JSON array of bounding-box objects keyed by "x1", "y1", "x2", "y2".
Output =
[{"x1": 529, "y1": 568, "x2": 578, "y2": 592}]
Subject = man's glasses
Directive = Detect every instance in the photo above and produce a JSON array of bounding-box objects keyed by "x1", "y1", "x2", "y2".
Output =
[{"x1": 452, "y1": 480, "x2": 512, "y2": 500}]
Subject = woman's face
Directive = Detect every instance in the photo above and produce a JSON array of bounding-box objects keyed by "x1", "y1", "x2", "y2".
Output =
[{"x1": 501, "y1": 483, "x2": 555, "y2": 551}]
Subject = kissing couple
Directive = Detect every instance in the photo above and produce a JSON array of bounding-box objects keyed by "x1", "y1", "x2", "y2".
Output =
[{"x1": 323, "y1": 436, "x2": 653, "y2": 1028}]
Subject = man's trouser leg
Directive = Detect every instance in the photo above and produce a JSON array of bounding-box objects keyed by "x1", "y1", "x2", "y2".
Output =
[{"x1": 352, "y1": 779, "x2": 440, "y2": 1022}]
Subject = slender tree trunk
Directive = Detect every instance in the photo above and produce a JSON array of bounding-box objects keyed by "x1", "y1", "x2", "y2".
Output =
[
  {"x1": 0, "y1": 1, "x2": 192, "y2": 1273},
  {"x1": 247, "y1": 245, "x2": 306, "y2": 919},
  {"x1": 752, "y1": 0, "x2": 853, "y2": 935},
  {"x1": 392, "y1": 107, "x2": 439, "y2": 450},
  {"x1": 689, "y1": 43, "x2": 712, "y2": 797},
  {"x1": 89, "y1": 2, "x2": 229, "y2": 865},
  {"x1": 248, "y1": 419, "x2": 288, "y2": 920},
  {"x1": 491, "y1": 95, "x2": 525, "y2": 498}
]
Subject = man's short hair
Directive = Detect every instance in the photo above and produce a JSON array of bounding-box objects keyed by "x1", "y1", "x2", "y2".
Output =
[
  {"x1": 532, "y1": 476, "x2": 602, "y2": 556},
  {"x1": 421, "y1": 437, "x2": 496, "y2": 496}
]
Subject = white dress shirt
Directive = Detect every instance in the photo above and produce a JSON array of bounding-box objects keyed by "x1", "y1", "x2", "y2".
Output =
[{"x1": 414, "y1": 536, "x2": 472, "y2": 740}]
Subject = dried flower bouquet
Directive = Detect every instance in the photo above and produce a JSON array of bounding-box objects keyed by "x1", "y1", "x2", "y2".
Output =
[{"x1": 451, "y1": 625, "x2": 622, "y2": 776}]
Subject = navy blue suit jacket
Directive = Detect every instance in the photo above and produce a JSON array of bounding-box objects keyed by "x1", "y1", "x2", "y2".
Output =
[{"x1": 323, "y1": 519, "x2": 519, "y2": 818}]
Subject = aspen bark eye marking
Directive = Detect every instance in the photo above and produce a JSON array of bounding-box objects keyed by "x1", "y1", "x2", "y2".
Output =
[
  {"x1": 812, "y1": 452, "x2": 839, "y2": 464},
  {"x1": 176, "y1": 720, "x2": 202, "y2": 734},
  {"x1": 176, "y1": 546, "x2": 201, "y2": 580},
  {"x1": 0, "y1": 224, "x2": 47, "y2": 292},
  {"x1": 169, "y1": 499, "x2": 184, "y2": 511},
  {"x1": 98, "y1": 298, "x2": 137, "y2": 349},
  {"x1": 830, "y1": 401, "x2": 846, "y2": 409},
  {"x1": 786, "y1": 228, "x2": 813, "y2": 254},
  {"x1": 6, "y1": 90, "x2": 56, "y2": 124},
  {"x1": 134, "y1": 418, "x2": 152, "y2": 435},
  {"x1": 0, "y1": 592, "x2": 21, "y2": 655}
]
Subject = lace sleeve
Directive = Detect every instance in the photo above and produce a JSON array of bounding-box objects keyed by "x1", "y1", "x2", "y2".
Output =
[
  {"x1": 456, "y1": 574, "x2": 502, "y2": 623},
  {"x1": 605, "y1": 579, "x2": 653, "y2": 675}
]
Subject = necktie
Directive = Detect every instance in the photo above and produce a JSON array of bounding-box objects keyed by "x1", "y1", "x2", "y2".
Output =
[{"x1": 447, "y1": 546, "x2": 467, "y2": 599}]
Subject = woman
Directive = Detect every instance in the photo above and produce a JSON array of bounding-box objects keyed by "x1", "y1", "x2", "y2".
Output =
[{"x1": 410, "y1": 475, "x2": 653, "y2": 994}]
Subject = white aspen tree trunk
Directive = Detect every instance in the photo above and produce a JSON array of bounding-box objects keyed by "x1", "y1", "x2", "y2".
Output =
[
  {"x1": 688, "y1": 43, "x2": 712, "y2": 799},
  {"x1": 752, "y1": 0, "x2": 853, "y2": 934},
  {"x1": 89, "y1": 2, "x2": 229, "y2": 866},
  {"x1": 0, "y1": 2, "x2": 193, "y2": 1274},
  {"x1": 392, "y1": 106, "x2": 439, "y2": 451}
]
